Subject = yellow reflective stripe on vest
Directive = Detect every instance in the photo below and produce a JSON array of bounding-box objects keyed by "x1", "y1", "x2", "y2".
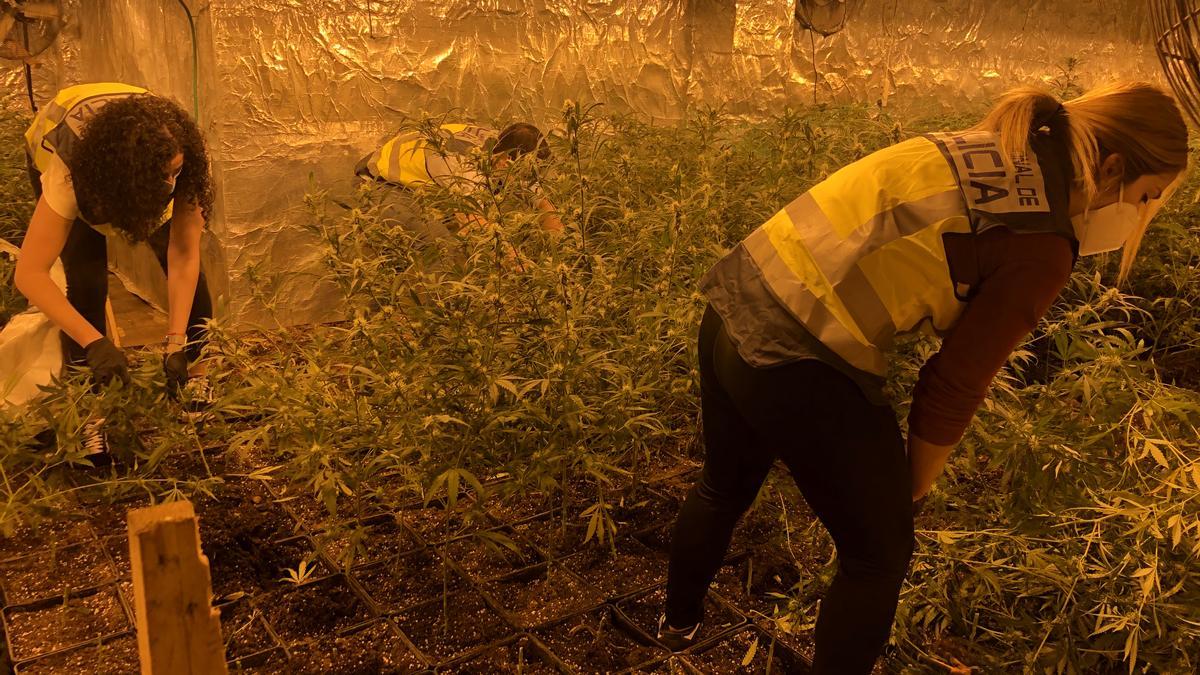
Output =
[
  {"x1": 25, "y1": 83, "x2": 148, "y2": 171},
  {"x1": 746, "y1": 222, "x2": 889, "y2": 373},
  {"x1": 742, "y1": 136, "x2": 981, "y2": 374},
  {"x1": 809, "y1": 137, "x2": 959, "y2": 239},
  {"x1": 24, "y1": 83, "x2": 174, "y2": 228},
  {"x1": 709, "y1": 131, "x2": 1057, "y2": 375},
  {"x1": 367, "y1": 124, "x2": 493, "y2": 187}
]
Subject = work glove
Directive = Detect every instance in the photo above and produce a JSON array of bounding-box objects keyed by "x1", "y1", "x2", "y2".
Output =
[
  {"x1": 163, "y1": 350, "x2": 190, "y2": 399},
  {"x1": 84, "y1": 337, "x2": 130, "y2": 387}
]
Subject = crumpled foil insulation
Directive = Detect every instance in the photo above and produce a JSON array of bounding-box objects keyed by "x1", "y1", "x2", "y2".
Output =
[{"x1": 0, "y1": 0, "x2": 1166, "y2": 327}]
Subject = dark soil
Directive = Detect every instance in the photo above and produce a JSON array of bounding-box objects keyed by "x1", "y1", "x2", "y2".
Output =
[
  {"x1": 219, "y1": 599, "x2": 277, "y2": 660},
  {"x1": 682, "y1": 628, "x2": 809, "y2": 674},
  {"x1": 632, "y1": 524, "x2": 672, "y2": 555},
  {"x1": 84, "y1": 498, "x2": 149, "y2": 538},
  {"x1": 101, "y1": 536, "x2": 129, "y2": 577},
  {"x1": 442, "y1": 528, "x2": 545, "y2": 582},
  {"x1": 610, "y1": 488, "x2": 682, "y2": 535},
  {"x1": 642, "y1": 449, "x2": 701, "y2": 485},
  {"x1": 15, "y1": 634, "x2": 139, "y2": 674},
  {"x1": 728, "y1": 506, "x2": 784, "y2": 556},
  {"x1": 200, "y1": 481, "x2": 324, "y2": 596},
  {"x1": 0, "y1": 541, "x2": 117, "y2": 605},
  {"x1": 630, "y1": 657, "x2": 688, "y2": 673},
  {"x1": 617, "y1": 587, "x2": 743, "y2": 649},
  {"x1": 271, "y1": 488, "x2": 341, "y2": 531},
  {"x1": 649, "y1": 473, "x2": 694, "y2": 504},
  {"x1": 0, "y1": 518, "x2": 95, "y2": 561},
  {"x1": 284, "y1": 620, "x2": 427, "y2": 674},
  {"x1": 227, "y1": 647, "x2": 289, "y2": 673},
  {"x1": 711, "y1": 554, "x2": 803, "y2": 621},
  {"x1": 756, "y1": 624, "x2": 815, "y2": 669},
  {"x1": 508, "y1": 515, "x2": 591, "y2": 558},
  {"x1": 534, "y1": 607, "x2": 667, "y2": 673},
  {"x1": 197, "y1": 482, "x2": 305, "y2": 596},
  {"x1": 4, "y1": 586, "x2": 129, "y2": 661},
  {"x1": 485, "y1": 491, "x2": 555, "y2": 525},
  {"x1": 560, "y1": 539, "x2": 666, "y2": 599},
  {"x1": 259, "y1": 576, "x2": 371, "y2": 645},
  {"x1": 155, "y1": 447, "x2": 230, "y2": 479},
  {"x1": 399, "y1": 502, "x2": 488, "y2": 545},
  {"x1": 317, "y1": 514, "x2": 420, "y2": 569},
  {"x1": 440, "y1": 634, "x2": 562, "y2": 674},
  {"x1": 392, "y1": 591, "x2": 511, "y2": 663},
  {"x1": 482, "y1": 563, "x2": 603, "y2": 629},
  {"x1": 352, "y1": 548, "x2": 465, "y2": 613}
]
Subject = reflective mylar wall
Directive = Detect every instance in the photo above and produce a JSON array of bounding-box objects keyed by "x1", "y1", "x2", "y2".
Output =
[{"x1": 0, "y1": 0, "x2": 1165, "y2": 327}]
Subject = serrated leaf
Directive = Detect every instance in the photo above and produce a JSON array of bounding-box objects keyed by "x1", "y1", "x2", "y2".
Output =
[{"x1": 741, "y1": 636, "x2": 759, "y2": 666}]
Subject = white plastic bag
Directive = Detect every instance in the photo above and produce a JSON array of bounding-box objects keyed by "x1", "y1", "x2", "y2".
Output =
[{"x1": 0, "y1": 242, "x2": 66, "y2": 411}]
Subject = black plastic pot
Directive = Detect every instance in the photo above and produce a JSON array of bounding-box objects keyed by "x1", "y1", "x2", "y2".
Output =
[
  {"x1": 434, "y1": 632, "x2": 570, "y2": 673},
  {"x1": 478, "y1": 561, "x2": 605, "y2": 630},
  {"x1": 3, "y1": 583, "x2": 133, "y2": 665}
]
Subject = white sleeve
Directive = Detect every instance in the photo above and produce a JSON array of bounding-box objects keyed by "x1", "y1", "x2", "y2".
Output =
[{"x1": 40, "y1": 155, "x2": 80, "y2": 221}]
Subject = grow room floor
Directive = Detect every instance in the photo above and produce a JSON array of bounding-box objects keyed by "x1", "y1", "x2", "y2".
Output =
[
  {"x1": 106, "y1": 272, "x2": 167, "y2": 349},
  {"x1": 0, "y1": 439, "x2": 833, "y2": 674}
]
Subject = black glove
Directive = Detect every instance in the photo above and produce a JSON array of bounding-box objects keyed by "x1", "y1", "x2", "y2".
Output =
[
  {"x1": 163, "y1": 351, "x2": 190, "y2": 399},
  {"x1": 84, "y1": 337, "x2": 130, "y2": 387}
]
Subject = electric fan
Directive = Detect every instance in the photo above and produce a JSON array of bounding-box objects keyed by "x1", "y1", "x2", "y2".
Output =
[
  {"x1": 1152, "y1": 0, "x2": 1200, "y2": 125},
  {"x1": 0, "y1": 0, "x2": 65, "y2": 111}
]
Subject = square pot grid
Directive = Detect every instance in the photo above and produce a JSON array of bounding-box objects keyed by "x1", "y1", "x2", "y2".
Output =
[{"x1": 2, "y1": 452, "x2": 812, "y2": 672}]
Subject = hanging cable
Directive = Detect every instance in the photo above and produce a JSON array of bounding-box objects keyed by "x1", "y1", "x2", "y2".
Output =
[
  {"x1": 21, "y1": 20, "x2": 37, "y2": 112},
  {"x1": 174, "y1": 0, "x2": 200, "y2": 123}
]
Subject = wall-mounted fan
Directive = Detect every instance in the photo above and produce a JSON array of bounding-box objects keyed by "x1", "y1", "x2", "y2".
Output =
[
  {"x1": 0, "y1": 0, "x2": 65, "y2": 111},
  {"x1": 794, "y1": 0, "x2": 857, "y2": 37},
  {"x1": 1152, "y1": 0, "x2": 1200, "y2": 126}
]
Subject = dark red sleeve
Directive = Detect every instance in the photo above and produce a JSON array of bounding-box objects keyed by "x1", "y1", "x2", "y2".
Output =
[{"x1": 908, "y1": 231, "x2": 1074, "y2": 446}]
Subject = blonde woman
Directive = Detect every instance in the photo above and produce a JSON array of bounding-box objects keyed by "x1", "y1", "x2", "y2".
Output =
[{"x1": 661, "y1": 82, "x2": 1187, "y2": 673}]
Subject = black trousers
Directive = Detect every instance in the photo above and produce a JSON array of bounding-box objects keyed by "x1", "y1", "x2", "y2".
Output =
[
  {"x1": 666, "y1": 306, "x2": 913, "y2": 674},
  {"x1": 28, "y1": 161, "x2": 212, "y2": 365}
]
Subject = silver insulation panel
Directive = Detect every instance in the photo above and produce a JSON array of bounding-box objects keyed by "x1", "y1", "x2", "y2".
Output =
[{"x1": 0, "y1": 0, "x2": 1166, "y2": 326}]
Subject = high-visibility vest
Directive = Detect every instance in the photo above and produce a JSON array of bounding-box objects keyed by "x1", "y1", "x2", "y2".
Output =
[
  {"x1": 703, "y1": 130, "x2": 1072, "y2": 376},
  {"x1": 24, "y1": 82, "x2": 174, "y2": 227},
  {"x1": 357, "y1": 123, "x2": 496, "y2": 187}
]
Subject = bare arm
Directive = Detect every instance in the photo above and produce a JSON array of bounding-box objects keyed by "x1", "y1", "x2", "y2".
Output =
[
  {"x1": 908, "y1": 434, "x2": 954, "y2": 501},
  {"x1": 166, "y1": 202, "x2": 204, "y2": 342},
  {"x1": 14, "y1": 197, "x2": 103, "y2": 349},
  {"x1": 535, "y1": 196, "x2": 564, "y2": 233}
]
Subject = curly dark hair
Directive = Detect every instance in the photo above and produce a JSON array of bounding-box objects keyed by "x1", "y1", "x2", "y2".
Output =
[{"x1": 69, "y1": 95, "x2": 214, "y2": 242}]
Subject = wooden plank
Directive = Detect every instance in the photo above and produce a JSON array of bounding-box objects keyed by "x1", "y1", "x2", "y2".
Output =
[
  {"x1": 108, "y1": 272, "x2": 168, "y2": 348},
  {"x1": 127, "y1": 500, "x2": 228, "y2": 675}
]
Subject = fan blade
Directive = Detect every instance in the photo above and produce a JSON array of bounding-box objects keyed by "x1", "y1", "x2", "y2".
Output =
[{"x1": 18, "y1": 3, "x2": 61, "y2": 20}]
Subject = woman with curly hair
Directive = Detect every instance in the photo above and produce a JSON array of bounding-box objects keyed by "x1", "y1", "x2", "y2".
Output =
[{"x1": 14, "y1": 83, "x2": 215, "y2": 419}]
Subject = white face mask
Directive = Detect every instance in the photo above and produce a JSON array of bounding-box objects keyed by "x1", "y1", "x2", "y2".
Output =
[{"x1": 1071, "y1": 183, "x2": 1141, "y2": 256}]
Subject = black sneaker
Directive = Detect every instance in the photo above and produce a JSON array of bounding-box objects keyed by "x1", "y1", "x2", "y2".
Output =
[
  {"x1": 81, "y1": 417, "x2": 113, "y2": 467},
  {"x1": 656, "y1": 614, "x2": 701, "y2": 651}
]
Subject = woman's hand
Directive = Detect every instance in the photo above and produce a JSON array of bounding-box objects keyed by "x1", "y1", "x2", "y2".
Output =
[{"x1": 85, "y1": 336, "x2": 130, "y2": 386}]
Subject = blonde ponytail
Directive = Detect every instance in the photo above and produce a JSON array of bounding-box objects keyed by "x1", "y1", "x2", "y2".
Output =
[
  {"x1": 971, "y1": 86, "x2": 1064, "y2": 162},
  {"x1": 972, "y1": 82, "x2": 1189, "y2": 283}
]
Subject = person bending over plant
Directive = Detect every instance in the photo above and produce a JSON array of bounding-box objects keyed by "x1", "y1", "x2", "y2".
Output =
[
  {"x1": 14, "y1": 83, "x2": 216, "y2": 458},
  {"x1": 356, "y1": 121, "x2": 564, "y2": 235},
  {"x1": 660, "y1": 82, "x2": 1187, "y2": 673}
]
